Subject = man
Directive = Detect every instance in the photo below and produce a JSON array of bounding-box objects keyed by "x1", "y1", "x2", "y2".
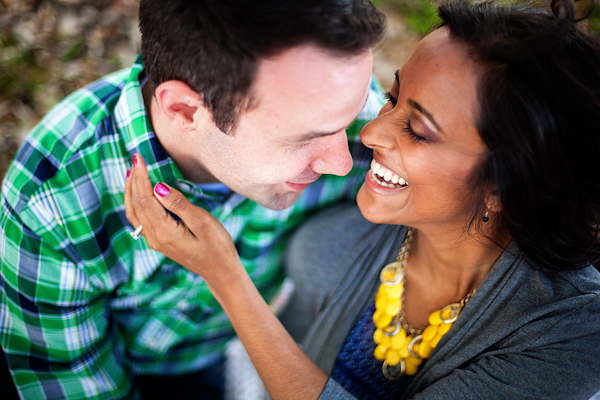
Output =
[{"x1": 0, "y1": 0, "x2": 386, "y2": 399}]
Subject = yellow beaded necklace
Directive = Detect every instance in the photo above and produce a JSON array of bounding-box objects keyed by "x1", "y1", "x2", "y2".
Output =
[{"x1": 372, "y1": 227, "x2": 476, "y2": 380}]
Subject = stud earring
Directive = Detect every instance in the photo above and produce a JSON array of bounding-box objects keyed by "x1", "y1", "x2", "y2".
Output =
[{"x1": 482, "y1": 204, "x2": 491, "y2": 222}]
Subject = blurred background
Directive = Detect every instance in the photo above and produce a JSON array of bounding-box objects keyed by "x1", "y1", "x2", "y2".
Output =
[{"x1": 1, "y1": 0, "x2": 599, "y2": 183}]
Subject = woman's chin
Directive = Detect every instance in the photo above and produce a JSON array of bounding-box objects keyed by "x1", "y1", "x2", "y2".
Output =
[{"x1": 356, "y1": 185, "x2": 402, "y2": 225}]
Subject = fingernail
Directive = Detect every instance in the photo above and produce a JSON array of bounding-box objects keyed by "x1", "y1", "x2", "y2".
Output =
[
  {"x1": 126, "y1": 169, "x2": 130, "y2": 179},
  {"x1": 132, "y1": 155, "x2": 137, "y2": 168},
  {"x1": 154, "y1": 182, "x2": 170, "y2": 197}
]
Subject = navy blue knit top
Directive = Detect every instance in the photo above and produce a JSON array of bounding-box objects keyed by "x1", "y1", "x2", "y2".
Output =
[{"x1": 331, "y1": 301, "x2": 418, "y2": 399}]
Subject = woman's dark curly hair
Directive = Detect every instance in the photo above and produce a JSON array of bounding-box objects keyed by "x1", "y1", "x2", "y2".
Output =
[{"x1": 439, "y1": 0, "x2": 600, "y2": 271}]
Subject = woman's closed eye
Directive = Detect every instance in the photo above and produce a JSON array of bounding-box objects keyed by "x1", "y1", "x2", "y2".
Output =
[
  {"x1": 402, "y1": 118, "x2": 426, "y2": 143},
  {"x1": 384, "y1": 91, "x2": 427, "y2": 143}
]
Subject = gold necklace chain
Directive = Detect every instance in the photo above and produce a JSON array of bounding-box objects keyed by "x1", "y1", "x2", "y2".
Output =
[{"x1": 372, "y1": 227, "x2": 476, "y2": 380}]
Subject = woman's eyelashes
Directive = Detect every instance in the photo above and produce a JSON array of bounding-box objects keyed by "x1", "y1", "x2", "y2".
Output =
[
  {"x1": 385, "y1": 88, "x2": 428, "y2": 143},
  {"x1": 402, "y1": 118, "x2": 426, "y2": 142},
  {"x1": 384, "y1": 92, "x2": 427, "y2": 142},
  {"x1": 384, "y1": 91, "x2": 397, "y2": 106}
]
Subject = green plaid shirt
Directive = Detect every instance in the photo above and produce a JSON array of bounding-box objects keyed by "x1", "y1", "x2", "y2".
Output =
[{"x1": 0, "y1": 55, "x2": 384, "y2": 399}]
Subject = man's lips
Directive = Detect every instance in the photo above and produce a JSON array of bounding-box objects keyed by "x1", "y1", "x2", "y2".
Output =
[
  {"x1": 286, "y1": 182, "x2": 311, "y2": 191},
  {"x1": 286, "y1": 177, "x2": 320, "y2": 191}
]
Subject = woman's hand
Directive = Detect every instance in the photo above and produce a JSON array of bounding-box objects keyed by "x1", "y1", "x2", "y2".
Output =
[
  {"x1": 124, "y1": 154, "x2": 328, "y2": 399},
  {"x1": 124, "y1": 154, "x2": 242, "y2": 284}
]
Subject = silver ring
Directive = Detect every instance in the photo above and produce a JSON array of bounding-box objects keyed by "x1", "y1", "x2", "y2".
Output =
[
  {"x1": 408, "y1": 334, "x2": 423, "y2": 360},
  {"x1": 130, "y1": 225, "x2": 143, "y2": 240},
  {"x1": 382, "y1": 359, "x2": 405, "y2": 381},
  {"x1": 379, "y1": 262, "x2": 403, "y2": 286},
  {"x1": 382, "y1": 315, "x2": 402, "y2": 337}
]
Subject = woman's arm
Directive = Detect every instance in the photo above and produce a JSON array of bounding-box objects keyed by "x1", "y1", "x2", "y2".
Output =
[{"x1": 125, "y1": 155, "x2": 328, "y2": 400}]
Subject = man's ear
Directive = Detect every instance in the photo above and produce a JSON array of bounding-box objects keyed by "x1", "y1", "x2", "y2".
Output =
[{"x1": 153, "y1": 81, "x2": 210, "y2": 131}]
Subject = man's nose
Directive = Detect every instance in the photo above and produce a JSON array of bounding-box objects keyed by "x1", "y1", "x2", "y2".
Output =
[{"x1": 309, "y1": 131, "x2": 353, "y2": 176}]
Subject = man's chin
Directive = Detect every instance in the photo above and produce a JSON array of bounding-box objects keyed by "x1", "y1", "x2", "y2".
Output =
[{"x1": 255, "y1": 190, "x2": 304, "y2": 211}]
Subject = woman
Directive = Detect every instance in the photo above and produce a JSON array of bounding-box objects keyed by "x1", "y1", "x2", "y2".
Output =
[{"x1": 125, "y1": 0, "x2": 600, "y2": 398}]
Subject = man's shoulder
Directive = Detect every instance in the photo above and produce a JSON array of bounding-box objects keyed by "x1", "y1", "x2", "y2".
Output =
[
  {"x1": 1, "y1": 68, "x2": 134, "y2": 224},
  {"x1": 3, "y1": 69, "x2": 131, "y2": 195},
  {"x1": 44, "y1": 67, "x2": 130, "y2": 123},
  {"x1": 33, "y1": 68, "x2": 131, "y2": 149}
]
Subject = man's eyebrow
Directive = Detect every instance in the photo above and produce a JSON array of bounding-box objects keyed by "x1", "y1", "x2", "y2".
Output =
[
  {"x1": 407, "y1": 98, "x2": 443, "y2": 133},
  {"x1": 292, "y1": 91, "x2": 370, "y2": 142},
  {"x1": 293, "y1": 130, "x2": 340, "y2": 142}
]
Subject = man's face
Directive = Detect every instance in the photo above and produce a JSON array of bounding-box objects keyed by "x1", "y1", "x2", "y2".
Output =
[{"x1": 190, "y1": 44, "x2": 373, "y2": 210}]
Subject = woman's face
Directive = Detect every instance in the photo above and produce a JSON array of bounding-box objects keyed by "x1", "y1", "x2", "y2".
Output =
[{"x1": 357, "y1": 28, "x2": 486, "y2": 230}]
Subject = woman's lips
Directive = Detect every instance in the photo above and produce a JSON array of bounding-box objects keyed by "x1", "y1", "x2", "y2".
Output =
[{"x1": 370, "y1": 159, "x2": 409, "y2": 188}]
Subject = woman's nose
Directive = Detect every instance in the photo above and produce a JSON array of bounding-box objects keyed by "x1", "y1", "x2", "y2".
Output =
[{"x1": 360, "y1": 114, "x2": 396, "y2": 151}]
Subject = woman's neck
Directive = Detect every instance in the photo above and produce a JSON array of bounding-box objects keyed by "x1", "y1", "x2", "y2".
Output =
[
  {"x1": 414, "y1": 230, "x2": 503, "y2": 289},
  {"x1": 400, "y1": 225, "x2": 510, "y2": 328}
]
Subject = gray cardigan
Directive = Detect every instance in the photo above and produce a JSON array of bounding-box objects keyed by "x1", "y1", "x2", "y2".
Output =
[{"x1": 283, "y1": 203, "x2": 600, "y2": 400}]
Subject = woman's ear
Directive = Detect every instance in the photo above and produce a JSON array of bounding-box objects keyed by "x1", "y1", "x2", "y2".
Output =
[
  {"x1": 153, "y1": 81, "x2": 211, "y2": 132},
  {"x1": 485, "y1": 190, "x2": 502, "y2": 213}
]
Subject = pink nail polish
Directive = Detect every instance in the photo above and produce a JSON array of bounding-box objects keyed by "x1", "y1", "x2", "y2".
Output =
[
  {"x1": 132, "y1": 155, "x2": 138, "y2": 168},
  {"x1": 155, "y1": 182, "x2": 170, "y2": 197},
  {"x1": 126, "y1": 170, "x2": 130, "y2": 179}
]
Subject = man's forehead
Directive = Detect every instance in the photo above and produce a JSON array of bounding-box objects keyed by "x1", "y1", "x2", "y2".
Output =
[
  {"x1": 235, "y1": 46, "x2": 372, "y2": 139},
  {"x1": 252, "y1": 44, "x2": 372, "y2": 91}
]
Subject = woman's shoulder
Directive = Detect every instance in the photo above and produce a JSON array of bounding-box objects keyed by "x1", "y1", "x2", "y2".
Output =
[
  {"x1": 488, "y1": 243, "x2": 600, "y2": 302},
  {"x1": 481, "y1": 247, "x2": 600, "y2": 338},
  {"x1": 548, "y1": 266, "x2": 600, "y2": 327},
  {"x1": 287, "y1": 202, "x2": 378, "y2": 265},
  {"x1": 453, "y1": 245, "x2": 600, "y2": 354},
  {"x1": 516, "y1": 253, "x2": 600, "y2": 309},
  {"x1": 556, "y1": 265, "x2": 600, "y2": 296}
]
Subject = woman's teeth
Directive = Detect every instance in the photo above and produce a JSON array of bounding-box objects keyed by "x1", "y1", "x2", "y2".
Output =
[{"x1": 370, "y1": 160, "x2": 408, "y2": 188}]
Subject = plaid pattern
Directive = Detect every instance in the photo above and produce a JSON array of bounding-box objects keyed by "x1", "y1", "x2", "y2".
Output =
[{"x1": 0, "y1": 55, "x2": 385, "y2": 399}]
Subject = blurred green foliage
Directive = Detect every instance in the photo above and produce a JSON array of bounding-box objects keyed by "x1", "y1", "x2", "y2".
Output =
[
  {"x1": 0, "y1": 0, "x2": 139, "y2": 183},
  {"x1": 374, "y1": 0, "x2": 600, "y2": 35},
  {"x1": 403, "y1": 2, "x2": 440, "y2": 34},
  {"x1": 591, "y1": 4, "x2": 600, "y2": 32},
  {"x1": 375, "y1": 0, "x2": 441, "y2": 34},
  {"x1": 0, "y1": 31, "x2": 44, "y2": 107}
]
